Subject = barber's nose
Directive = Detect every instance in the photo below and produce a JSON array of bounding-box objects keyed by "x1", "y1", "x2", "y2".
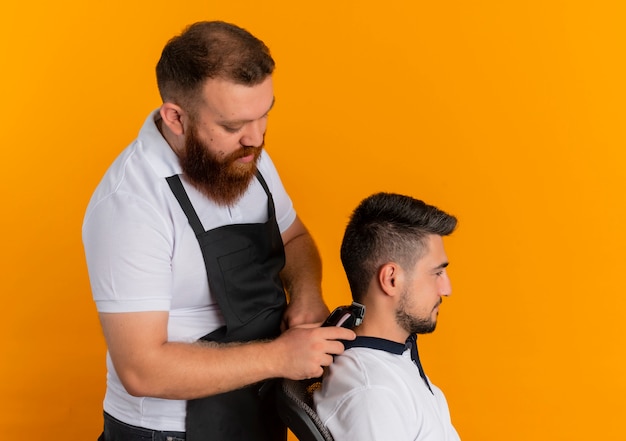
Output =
[{"x1": 241, "y1": 119, "x2": 266, "y2": 148}]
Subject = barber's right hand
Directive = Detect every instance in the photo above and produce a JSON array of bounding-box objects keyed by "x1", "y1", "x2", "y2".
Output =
[{"x1": 269, "y1": 324, "x2": 356, "y2": 380}]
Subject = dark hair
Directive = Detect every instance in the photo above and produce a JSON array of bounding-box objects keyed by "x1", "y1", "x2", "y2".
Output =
[
  {"x1": 340, "y1": 192, "x2": 457, "y2": 301},
  {"x1": 156, "y1": 21, "x2": 275, "y2": 108}
]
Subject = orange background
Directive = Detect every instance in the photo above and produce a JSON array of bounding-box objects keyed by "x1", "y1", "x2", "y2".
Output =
[{"x1": 2, "y1": 1, "x2": 625, "y2": 440}]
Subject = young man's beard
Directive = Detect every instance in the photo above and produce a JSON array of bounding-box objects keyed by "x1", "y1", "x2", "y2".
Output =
[
  {"x1": 180, "y1": 124, "x2": 263, "y2": 206},
  {"x1": 395, "y1": 290, "x2": 438, "y2": 335}
]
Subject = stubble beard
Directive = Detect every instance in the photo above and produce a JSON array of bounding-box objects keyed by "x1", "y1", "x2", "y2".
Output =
[
  {"x1": 395, "y1": 290, "x2": 439, "y2": 335},
  {"x1": 180, "y1": 124, "x2": 263, "y2": 207}
]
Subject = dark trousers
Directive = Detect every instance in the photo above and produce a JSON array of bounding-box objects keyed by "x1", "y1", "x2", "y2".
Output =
[{"x1": 98, "y1": 412, "x2": 185, "y2": 441}]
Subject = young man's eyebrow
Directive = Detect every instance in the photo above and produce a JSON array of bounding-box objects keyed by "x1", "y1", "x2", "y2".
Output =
[{"x1": 433, "y1": 262, "x2": 449, "y2": 271}]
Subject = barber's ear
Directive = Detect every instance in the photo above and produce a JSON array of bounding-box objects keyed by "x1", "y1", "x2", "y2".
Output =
[
  {"x1": 159, "y1": 102, "x2": 186, "y2": 136},
  {"x1": 378, "y1": 262, "x2": 404, "y2": 297}
]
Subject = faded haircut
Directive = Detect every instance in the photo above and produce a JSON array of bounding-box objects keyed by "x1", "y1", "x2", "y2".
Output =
[
  {"x1": 156, "y1": 21, "x2": 275, "y2": 110},
  {"x1": 340, "y1": 192, "x2": 457, "y2": 302}
]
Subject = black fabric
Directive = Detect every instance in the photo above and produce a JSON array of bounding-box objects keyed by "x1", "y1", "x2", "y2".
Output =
[
  {"x1": 99, "y1": 412, "x2": 185, "y2": 441},
  {"x1": 186, "y1": 383, "x2": 285, "y2": 441},
  {"x1": 405, "y1": 334, "x2": 434, "y2": 394},
  {"x1": 343, "y1": 336, "x2": 406, "y2": 354},
  {"x1": 166, "y1": 171, "x2": 287, "y2": 441}
]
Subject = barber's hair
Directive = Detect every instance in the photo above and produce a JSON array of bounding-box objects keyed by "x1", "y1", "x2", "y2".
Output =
[
  {"x1": 341, "y1": 192, "x2": 457, "y2": 302},
  {"x1": 156, "y1": 21, "x2": 275, "y2": 109}
]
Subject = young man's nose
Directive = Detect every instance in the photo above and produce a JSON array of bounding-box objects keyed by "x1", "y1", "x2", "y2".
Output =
[{"x1": 439, "y1": 274, "x2": 452, "y2": 297}]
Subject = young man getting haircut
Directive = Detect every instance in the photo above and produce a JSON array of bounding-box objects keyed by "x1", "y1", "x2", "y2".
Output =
[{"x1": 314, "y1": 192, "x2": 461, "y2": 441}]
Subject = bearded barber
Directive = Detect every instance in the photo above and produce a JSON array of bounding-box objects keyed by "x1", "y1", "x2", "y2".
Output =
[{"x1": 82, "y1": 21, "x2": 355, "y2": 441}]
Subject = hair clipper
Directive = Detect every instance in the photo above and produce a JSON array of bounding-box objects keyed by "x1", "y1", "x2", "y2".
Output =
[{"x1": 322, "y1": 302, "x2": 365, "y2": 329}]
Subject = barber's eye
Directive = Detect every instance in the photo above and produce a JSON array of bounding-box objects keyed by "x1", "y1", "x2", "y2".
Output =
[{"x1": 223, "y1": 125, "x2": 242, "y2": 133}]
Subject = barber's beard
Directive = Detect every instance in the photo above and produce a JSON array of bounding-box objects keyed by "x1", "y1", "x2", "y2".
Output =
[
  {"x1": 396, "y1": 291, "x2": 438, "y2": 335},
  {"x1": 180, "y1": 125, "x2": 263, "y2": 206}
]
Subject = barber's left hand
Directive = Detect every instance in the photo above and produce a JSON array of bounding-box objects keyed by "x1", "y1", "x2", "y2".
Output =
[{"x1": 281, "y1": 295, "x2": 330, "y2": 330}]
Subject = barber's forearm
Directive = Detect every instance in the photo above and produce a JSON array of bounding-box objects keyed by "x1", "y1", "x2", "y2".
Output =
[
  {"x1": 101, "y1": 310, "x2": 285, "y2": 400},
  {"x1": 112, "y1": 325, "x2": 354, "y2": 400},
  {"x1": 117, "y1": 339, "x2": 280, "y2": 400},
  {"x1": 102, "y1": 294, "x2": 355, "y2": 401}
]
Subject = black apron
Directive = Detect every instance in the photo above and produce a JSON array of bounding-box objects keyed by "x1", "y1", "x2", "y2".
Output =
[{"x1": 166, "y1": 171, "x2": 287, "y2": 441}]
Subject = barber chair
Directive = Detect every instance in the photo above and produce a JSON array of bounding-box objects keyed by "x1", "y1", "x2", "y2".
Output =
[
  {"x1": 275, "y1": 378, "x2": 334, "y2": 441},
  {"x1": 276, "y1": 303, "x2": 365, "y2": 440}
]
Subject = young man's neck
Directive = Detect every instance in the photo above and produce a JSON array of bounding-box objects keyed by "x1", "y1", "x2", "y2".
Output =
[{"x1": 354, "y1": 310, "x2": 409, "y2": 344}]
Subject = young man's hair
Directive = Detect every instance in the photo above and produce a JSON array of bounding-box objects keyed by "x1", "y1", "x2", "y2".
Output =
[
  {"x1": 156, "y1": 21, "x2": 275, "y2": 110},
  {"x1": 341, "y1": 192, "x2": 457, "y2": 302}
]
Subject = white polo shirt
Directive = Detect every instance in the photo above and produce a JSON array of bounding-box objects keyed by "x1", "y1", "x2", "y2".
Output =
[
  {"x1": 82, "y1": 109, "x2": 296, "y2": 431},
  {"x1": 314, "y1": 336, "x2": 461, "y2": 441}
]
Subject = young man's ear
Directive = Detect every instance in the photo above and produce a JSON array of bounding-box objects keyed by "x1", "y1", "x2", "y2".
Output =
[
  {"x1": 159, "y1": 102, "x2": 186, "y2": 136},
  {"x1": 378, "y1": 262, "x2": 404, "y2": 297}
]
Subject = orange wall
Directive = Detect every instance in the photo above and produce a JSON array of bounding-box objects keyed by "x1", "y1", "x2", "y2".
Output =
[{"x1": 2, "y1": 1, "x2": 625, "y2": 440}]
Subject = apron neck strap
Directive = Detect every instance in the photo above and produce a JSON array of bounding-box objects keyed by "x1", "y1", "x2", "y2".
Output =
[
  {"x1": 166, "y1": 171, "x2": 272, "y2": 237},
  {"x1": 166, "y1": 175, "x2": 205, "y2": 235}
]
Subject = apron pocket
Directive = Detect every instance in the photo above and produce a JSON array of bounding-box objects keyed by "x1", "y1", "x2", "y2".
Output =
[{"x1": 218, "y1": 246, "x2": 283, "y2": 327}]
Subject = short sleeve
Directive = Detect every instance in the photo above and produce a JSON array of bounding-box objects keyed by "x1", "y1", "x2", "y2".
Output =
[{"x1": 82, "y1": 191, "x2": 174, "y2": 313}]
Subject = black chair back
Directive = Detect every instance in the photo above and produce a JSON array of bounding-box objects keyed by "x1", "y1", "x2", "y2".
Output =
[{"x1": 275, "y1": 378, "x2": 334, "y2": 441}]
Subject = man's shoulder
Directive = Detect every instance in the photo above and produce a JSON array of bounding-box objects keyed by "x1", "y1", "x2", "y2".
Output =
[
  {"x1": 82, "y1": 138, "x2": 178, "y2": 234},
  {"x1": 338, "y1": 341, "x2": 407, "y2": 371},
  {"x1": 323, "y1": 346, "x2": 405, "y2": 390}
]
